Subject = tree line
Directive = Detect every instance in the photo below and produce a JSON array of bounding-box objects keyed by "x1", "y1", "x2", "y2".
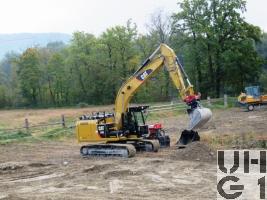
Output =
[{"x1": 0, "y1": 0, "x2": 266, "y2": 108}]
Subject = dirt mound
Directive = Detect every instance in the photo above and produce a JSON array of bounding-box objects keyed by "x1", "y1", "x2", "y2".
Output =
[{"x1": 170, "y1": 142, "x2": 216, "y2": 162}]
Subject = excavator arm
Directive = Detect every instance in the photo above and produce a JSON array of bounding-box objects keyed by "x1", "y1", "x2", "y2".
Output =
[{"x1": 114, "y1": 44, "x2": 211, "y2": 134}]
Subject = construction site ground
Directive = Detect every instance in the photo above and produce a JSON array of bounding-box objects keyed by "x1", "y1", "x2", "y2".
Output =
[{"x1": 0, "y1": 106, "x2": 266, "y2": 200}]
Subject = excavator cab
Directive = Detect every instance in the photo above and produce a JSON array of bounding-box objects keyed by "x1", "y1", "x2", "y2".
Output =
[
  {"x1": 123, "y1": 106, "x2": 149, "y2": 137},
  {"x1": 245, "y1": 86, "x2": 261, "y2": 98},
  {"x1": 123, "y1": 106, "x2": 170, "y2": 147}
]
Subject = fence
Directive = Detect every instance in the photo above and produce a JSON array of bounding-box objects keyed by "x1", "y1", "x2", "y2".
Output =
[
  {"x1": 149, "y1": 94, "x2": 233, "y2": 113},
  {"x1": 0, "y1": 95, "x2": 235, "y2": 141},
  {"x1": 0, "y1": 115, "x2": 70, "y2": 133},
  {"x1": 0, "y1": 114, "x2": 77, "y2": 143},
  {"x1": 0, "y1": 95, "x2": 235, "y2": 133}
]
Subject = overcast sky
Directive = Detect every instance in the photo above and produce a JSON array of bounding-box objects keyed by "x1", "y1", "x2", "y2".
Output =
[{"x1": 1, "y1": 0, "x2": 266, "y2": 35}]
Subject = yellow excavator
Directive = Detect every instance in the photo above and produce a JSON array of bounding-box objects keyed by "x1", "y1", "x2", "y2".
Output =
[{"x1": 76, "y1": 44, "x2": 212, "y2": 157}]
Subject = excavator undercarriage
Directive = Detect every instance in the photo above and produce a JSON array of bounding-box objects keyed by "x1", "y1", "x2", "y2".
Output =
[
  {"x1": 80, "y1": 143, "x2": 137, "y2": 158},
  {"x1": 80, "y1": 139, "x2": 160, "y2": 158}
]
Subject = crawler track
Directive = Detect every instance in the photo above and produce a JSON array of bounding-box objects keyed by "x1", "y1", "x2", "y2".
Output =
[
  {"x1": 141, "y1": 139, "x2": 160, "y2": 152},
  {"x1": 80, "y1": 143, "x2": 136, "y2": 158}
]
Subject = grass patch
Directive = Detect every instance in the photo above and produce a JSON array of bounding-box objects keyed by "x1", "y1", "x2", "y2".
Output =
[
  {"x1": 147, "y1": 108, "x2": 186, "y2": 121},
  {"x1": 201, "y1": 132, "x2": 267, "y2": 149},
  {"x1": 0, "y1": 130, "x2": 31, "y2": 141},
  {"x1": 40, "y1": 128, "x2": 74, "y2": 140},
  {"x1": 0, "y1": 126, "x2": 75, "y2": 144},
  {"x1": 202, "y1": 97, "x2": 237, "y2": 109},
  {"x1": 0, "y1": 130, "x2": 33, "y2": 144}
]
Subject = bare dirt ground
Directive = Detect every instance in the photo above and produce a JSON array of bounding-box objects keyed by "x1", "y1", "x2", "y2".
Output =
[
  {"x1": 0, "y1": 106, "x2": 266, "y2": 199},
  {"x1": 154, "y1": 106, "x2": 267, "y2": 146},
  {"x1": 0, "y1": 142, "x2": 216, "y2": 200}
]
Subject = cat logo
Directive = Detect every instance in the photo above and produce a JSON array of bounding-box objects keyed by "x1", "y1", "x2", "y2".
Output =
[{"x1": 136, "y1": 69, "x2": 153, "y2": 81}]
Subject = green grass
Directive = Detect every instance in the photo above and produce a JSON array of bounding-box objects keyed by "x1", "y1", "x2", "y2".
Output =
[
  {"x1": 202, "y1": 132, "x2": 267, "y2": 149},
  {"x1": 147, "y1": 109, "x2": 185, "y2": 121},
  {"x1": 0, "y1": 130, "x2": 33, "y2": 144},
  {"x1": 0, "y1": 130, "x2": 31, "y2": 140},
  {"x1": 40, "y1": 128, "x2": 74, "y2": 140},
  {"x1": 0, "y1": 127, "x2": 74, "y2": 144}
]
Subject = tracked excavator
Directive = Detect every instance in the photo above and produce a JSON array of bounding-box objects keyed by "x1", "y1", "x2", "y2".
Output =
[{"x1": 76, "y1": 43, "x2": 212, "y2": 157}]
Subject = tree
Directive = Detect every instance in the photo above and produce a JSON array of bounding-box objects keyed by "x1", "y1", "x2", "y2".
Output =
[
  {"x1": 17, "y1": 48, "x2": 41, "y2": 106},
  {"x1": 172, "y1": 0, "x2": 263, "y2": 97},
  {"x1": 100, "y1": 20, "x2": 139, "y2": 102},
  {"x1": 147, "y1": 10, "x2": 173, "y2": 44},
  {"x1": 65, "y1": 32, "x2": 99, "y2": 104},
  {"x1": 146, "y1": 10, "x2": 176, "y2": 100}
]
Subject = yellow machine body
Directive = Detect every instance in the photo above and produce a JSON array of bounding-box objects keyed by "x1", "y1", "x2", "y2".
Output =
[
  {"x1": 76, "y1": 117, "x2": 126, "y2": 143},
  {"x1": 238, "y1": 86, "x2": 267, "y2": 111},
  {"x1": 76, "y1": 112, "x2": 145, "y2": 142}
]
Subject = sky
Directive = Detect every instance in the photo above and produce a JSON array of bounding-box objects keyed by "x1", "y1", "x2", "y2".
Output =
[{"x1": 0, "y1": 0, "x2": 267, "y2": 35}]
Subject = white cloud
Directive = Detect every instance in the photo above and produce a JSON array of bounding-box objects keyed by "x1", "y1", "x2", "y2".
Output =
[
  {"x1": 0, "y1": 0, "x2": 178, "y2": 35},
  {"x1": 0, "y1": 0, "x2": 266, "y2": 34},
  {"x1": 244, "y1": 0, "x2": 267, "y2": 31}
]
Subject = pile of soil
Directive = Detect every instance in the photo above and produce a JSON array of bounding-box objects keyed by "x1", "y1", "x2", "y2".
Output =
[{"x1": 170, "y1": 142, "x2": 216, "y2": 162}]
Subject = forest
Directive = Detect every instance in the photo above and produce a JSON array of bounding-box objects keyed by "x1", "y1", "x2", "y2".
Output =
[{"x1": 0, "y1": 0, "x2": 267, "y2": 108}]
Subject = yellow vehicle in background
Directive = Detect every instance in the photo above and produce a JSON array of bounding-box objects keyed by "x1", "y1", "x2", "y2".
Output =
[{"x1": 238, "y1": 86, "x2": 267, "y2": 111}]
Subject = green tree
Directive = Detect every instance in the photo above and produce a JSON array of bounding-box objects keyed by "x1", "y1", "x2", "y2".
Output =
[
  {"x1": 100, "y1": 21, "x2": 139, "y2": 102},
  {"x1": 17, "y1": 48, "x2": 41, "y2": 106},
  {"x1": 66, "y1": 32, "x2": 99, "y2": 104},
  {"x1": 0, "y1": 53, "x2": 21, "y2": 107},
  {"x1": 172, "y1": 0, "x2": 263, "y2": 97}
]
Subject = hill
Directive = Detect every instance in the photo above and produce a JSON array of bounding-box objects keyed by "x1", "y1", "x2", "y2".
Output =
[{"x1": 0, "y1": 33, "x2": 71, "y2": 58}]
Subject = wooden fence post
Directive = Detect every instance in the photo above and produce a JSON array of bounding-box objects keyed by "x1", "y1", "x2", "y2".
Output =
[
  {"x1": 61, "y1": 115, "x2": 66, "y2": 128},
  {"x1": 24, "y1": 118, "x2": 29, "y2": 131},
  {"x1": 207, "y1": 96, "x2": 211, "y2": 106},
  {"x1": 224, "y1": 94, "x2": 228, "y2": 108}
]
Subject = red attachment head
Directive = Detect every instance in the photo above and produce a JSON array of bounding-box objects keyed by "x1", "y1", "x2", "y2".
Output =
[
  {"x1": 149, "y1": 123, "x2": 162, "y2": 130},
  {"x1": 184, "y1": 92, "x2": 201, "y2": 104},
  {"x1": 184, "y1": 95, "x2": 196, "y2": 104}
]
